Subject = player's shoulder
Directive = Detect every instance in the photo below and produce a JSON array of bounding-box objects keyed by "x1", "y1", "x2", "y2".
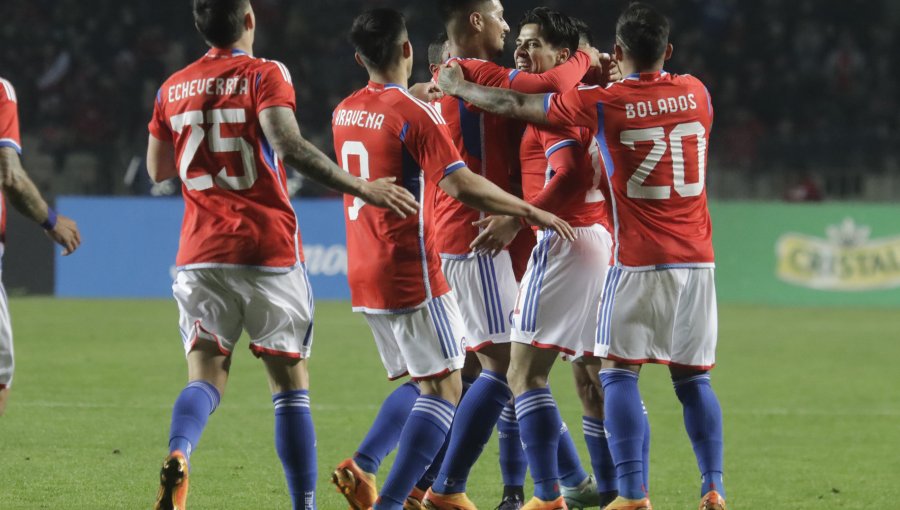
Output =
[
  {"x1": 0, "y1": 77, "x2": 17, "y2": 103},
  {"x1": 253, "y1": 57, "x2": 294, "y2": 84},
  {"x1": 382, "y1": 86, "x2": 447, "y2": 127}
]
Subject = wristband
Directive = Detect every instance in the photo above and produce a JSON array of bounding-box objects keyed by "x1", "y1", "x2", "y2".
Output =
[{"x1": 41, "y1": 208, "x2": 57, "y2": 231}]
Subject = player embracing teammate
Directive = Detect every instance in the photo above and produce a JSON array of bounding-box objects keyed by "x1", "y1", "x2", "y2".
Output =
[{"x1": 438, "y1": 3, "x2": 728, "y2": 510}]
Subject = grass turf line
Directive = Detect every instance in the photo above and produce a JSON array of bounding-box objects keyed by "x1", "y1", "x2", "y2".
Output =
[{"x1": 0, "y1": 298, "x2": 898, "y2": 508}]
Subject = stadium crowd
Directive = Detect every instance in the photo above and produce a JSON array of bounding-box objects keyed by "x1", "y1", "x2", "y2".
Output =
[{"x1": 1, "y1": 0, "x2": 897, "y2": 198}]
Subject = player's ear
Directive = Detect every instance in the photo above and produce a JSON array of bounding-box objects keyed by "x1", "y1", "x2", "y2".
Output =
[
  {"x1": 243, "y1": 9, "x2": 254, "y2": 31},
  {"x1": 354, "y1": 53, "x2": 366, "y2": 69},
  {"x1": 664, "y1": 43, "x2": 674, "y2": 61},
  {"x1": 557, "y1": 47, "x2": 571, "y2": 65},
  {"x1": 402, "y1": 40, "x2": 413, "y2": 60},
  {"x1": 614, "y1": 43, "x2": 625, "y2": 63},
  {"x1": 469, "y1": 11, "x2": 483, "y2": 33}
]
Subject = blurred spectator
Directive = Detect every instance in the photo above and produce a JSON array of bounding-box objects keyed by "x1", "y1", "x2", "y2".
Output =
[{"x1": 1, "y1": 0, "x2": 897, "y2": 199}]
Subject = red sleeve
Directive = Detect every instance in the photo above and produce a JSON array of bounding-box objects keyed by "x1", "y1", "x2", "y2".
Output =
[
  {"x1": 545, "y1": 86, "x2": 600, "y2": 130},
  {"x1": 530, "y1": 127, "x2": 591, "y2": 213},
  {"x1": 256, "y1": 60, "x2": 297, "y2": 113},
  {"x1": 147, "y1": 87, "x2": 172, "y2": 142},
  {"x1": 505, "y1": 50, "x2": 591, "y2": 93},
  {"x1": 0, "y1": 79, "x2": 22, "y2": 153},
  {"x1": 401, "y1": 99, "x2": 466, "y2": 184}
]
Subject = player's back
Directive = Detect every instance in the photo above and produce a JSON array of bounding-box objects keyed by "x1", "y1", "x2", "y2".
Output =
[
  {"x1": 591, "y1": 71, "x2": 713, "y2": 268},
  {"x1": 149, "y1": 48, "x2": 300, "y2": 270},
  {"x1": 333, "y1": 82, "x2": 462, "y2": 312}
]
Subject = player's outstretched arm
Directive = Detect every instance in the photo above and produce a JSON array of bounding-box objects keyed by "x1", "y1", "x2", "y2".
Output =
[
  {"x1": 260, "y1": 107, "x2": 418, "y2": 218},
  {"x1": 439, "y1": 167, "x2": 575, "y2": 241},
  {"x1": 438, "y1": 61, "x2": 549, "y2": 126},
  {"x1": 0, "y1": 147, "x2": 81, "y2": 255}
]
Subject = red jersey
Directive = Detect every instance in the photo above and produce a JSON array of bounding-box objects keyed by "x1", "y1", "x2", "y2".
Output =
[
  {"x1": 333, "y1": 82, "x2": 466, "y2": 312},
  {"x1": 433, "y1": 51, "x2": 591, "y2": 256},
  {"x1": 545, "y1": 71, "x2": 714, "y2": 269},
  {"x1": 148, "y1": 48, "x2": 301, "y2": 271},
  {"x1": 0, "y1": 77, "x2": 22, "y2": 254},
  {"x1": 519, "y1": 122, "x2": 609, "y2": 229}
]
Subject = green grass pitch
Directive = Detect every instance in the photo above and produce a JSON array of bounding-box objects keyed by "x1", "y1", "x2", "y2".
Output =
[{"x1": 1, "y1": 298, "x2": 898, "y2": 509}]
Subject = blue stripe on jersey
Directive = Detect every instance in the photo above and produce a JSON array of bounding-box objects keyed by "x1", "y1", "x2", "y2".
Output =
[
  {"x1": 595, "y1": 104, "x2": 616, "y2": 177},
  {"x1": 445, "y1": 161, "x2": 466, "y2": 176},
  {"x1": 544, "y1": 140, "x2": 578, "y2": 159},
  {"x1": 0, "y1": 139, "x2": 22, "y2": 155},
  {"x1": 255, "y1": 72, "x2": 262, "y2": 90},
  {"x1": 259, "y1": 135, "x2": 279, "y2": 175},
  {"x1": 458, "y1": 99, "x2": 482, "y2": 160},
  {"x1": 428, "y1": 299, "x2": 452, "y2": 359},
  {"x1": 401, "y1": 147, "x2": 422, "y2": 201},
  {"x1": 399, "y1": 121, "x2": 410, "y2": 142},
  {"x1": 476, "y1": 255, "x2": 498, "y2": 335},
  {"x1": 543, "y1": 93, "x2": 554, "y2": 114},
  {"x1": 508, "y1": 69, "x2": 521, "y2": 84}
]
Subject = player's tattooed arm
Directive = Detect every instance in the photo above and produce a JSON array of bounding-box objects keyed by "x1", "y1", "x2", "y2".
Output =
[
  {"x1": 0, "y1": 147, "x2": 81, "y2": 255},
  {"x1": 260, "y1": 107, "x2": 418, "y2": 218},
  {"x1": 438, "y1": 61, "x2": 549, "y2": 125}
]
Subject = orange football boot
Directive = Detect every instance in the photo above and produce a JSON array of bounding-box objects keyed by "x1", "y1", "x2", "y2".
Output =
[
  {"x1": 422, "y1": 488, "x2": 478, "y2": 510},
  {"x1": 603, "y1": 496, "x2": 652, "y2": 510},
  {"x1": 331, "y1": 458, "x2": 378, "y2": 510},
  {"x1": 154, "y1": 450, "x2": 189, "y2": 510},
  {"x1": 699, "y1": 490, "x2": 727, "y2": 510},
  {"x1": 405, "y1": 486, "x2": 427, "y2": 510},
  {"x1": 520, "y1": 495, "x2": 567, "y2": 510}
]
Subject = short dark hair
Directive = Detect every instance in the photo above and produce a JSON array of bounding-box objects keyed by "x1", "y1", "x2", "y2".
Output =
[
  {"x1": 428, "y1": 32, "x2": 449, "y2": 67},
  {"x1": 518, "y1": 7, "x2": 579, "y2": 55},
  {"x1": 571, "y1": 16, "x2": 593, "y2": 47},
  {"x1": 438, "y1": 0, "x2": 490, "y2": 21},
  {"x1": 193, "y1": 0, "x2": 250, "y2": 48},
  {"x1": 616, "y1": 2, "x2": 670, "y2": 67},
  {"x1": 350, "y1": 8, "x2": 407, "y2": 72}
]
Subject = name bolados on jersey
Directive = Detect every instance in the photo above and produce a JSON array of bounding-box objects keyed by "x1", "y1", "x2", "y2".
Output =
[
  {"x1": 333, "y1": 82, "x2": 465, "y2": 312},
  {"x1": 148, "y1": 48, "x2": 301, "y2": 271},
  {"x1": 545, "y1": 71, "x2": 714, "y2": 269}
]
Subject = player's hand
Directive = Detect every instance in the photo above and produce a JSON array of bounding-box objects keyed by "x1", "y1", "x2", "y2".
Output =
[
  {"x1": 598, "y1": 52, "x2": 622, "y2": 84},
  {"x1": 470, "y1": 215, "x2": 522, "y2": 257},
  {"x1": 361, "y1": 177, "x2": 419, "y2": 218},
  {"x1": 45, "y1": 214, "x2": 81, "y2": 256},
  {"x1": 409, "y1": 82, "x2": 444, "y2": 102},
  {"x1": 437, "y1": 61, "x2": 465, "y2": 96},
  {"x1": 525, "y1": 207, "x2": 576, "y2": 241},
  {"x1": 580, "y1": 45, "x2": 604, "y2": 68}
]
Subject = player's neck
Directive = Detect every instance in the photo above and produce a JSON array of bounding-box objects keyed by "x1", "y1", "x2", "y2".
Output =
[
  {"x1": 448, "y1": 37, "x2": 492, "y2": 61},
  {"x1": 223, "y1": 38, "x2": 253, "y2": 57},
  {"x1": 368, "y1": 69, "x2": 408, "y2": 90},
  {"x1": 620, "y1": 57, "x2": 664, "y2": 77}
]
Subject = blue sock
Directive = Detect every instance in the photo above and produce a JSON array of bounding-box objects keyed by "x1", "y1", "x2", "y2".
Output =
[
  {"x1": 600, "y1": 369, "x2": 647, "y2": 500},
  {"x1": 557, "y1": 422, "x2": 589, "y2": 488},
  {"x1": 641, "y1": 402, "x2": 651, "y2": 493},
  {"x1": 673, "y1": 373, "x2": 725, "y2": 499},
  {"x1": 354, "y1": 382, "x2": 420, "y2": 475},
  {"x1": 273, "y1": 390, "x2": 317, "y2": 510},
  {"x1": 168, "y1": 380, "x2": 220, "y2": 462},
  {"x1": 431, "y1": 370, "x2": 511, "y2": 494},
  {"x1": 415, "y1": 376, "x2": 475, "y2": 491},
  {"x1": 515, "y1": 388, "x2": 562, "y2": 501},
  {"x1": 498, "y1": 402, "x2": 527, "y2": 487},
  {"x1": 375, "y1": 395, "x2": 456, "y2": 510},
  {"x1": 583, "y1": 416, "x2": 617, "y2": 493}
]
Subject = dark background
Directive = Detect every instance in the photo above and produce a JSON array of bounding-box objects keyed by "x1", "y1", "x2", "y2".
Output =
[{"x1": 2, "y1": 0, "x2": 899, "y2": 292}]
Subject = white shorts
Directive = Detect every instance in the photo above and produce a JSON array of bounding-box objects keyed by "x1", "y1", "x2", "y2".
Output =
[
  {"x1": 364, "y1": 292, "x2": 467, "y2": 380},
  {"x1": 173, "y1": 265, "x2": 315, "y2": 359},
  {"x1": 0, "y1": 279, "x2": 13, "y2": 389},
  {"x1": 595, "y1": 267, "x2": 718, "y2": 369},
  {"x1": 511, "y1": 226, "x2": 612, "y2": 358},
  {"x1": 441, "y1": 251, "x2": 518, "y2": 351}
]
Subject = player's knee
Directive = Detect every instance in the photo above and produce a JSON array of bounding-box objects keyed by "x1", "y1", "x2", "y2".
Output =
[
  {"x1": 669, "y1": 366, "x2": 707, "y2": 382},
  {"x1": 508, "y1": 367, "x2": 548, "y2": 397}
]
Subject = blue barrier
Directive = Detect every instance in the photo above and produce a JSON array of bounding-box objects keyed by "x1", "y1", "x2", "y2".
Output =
[{"x1": 55, "y1": 197, "x2": 350, "y2": 299}]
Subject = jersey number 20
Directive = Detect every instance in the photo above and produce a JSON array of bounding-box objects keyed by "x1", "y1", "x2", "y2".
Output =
[{"x1": 620, "y1": 121, "x2": 706, "y2": 199}]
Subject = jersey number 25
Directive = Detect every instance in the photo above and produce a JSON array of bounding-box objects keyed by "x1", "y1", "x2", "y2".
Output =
[{"x1": 170, "y1": 108, "x2": 258, "y2": 191}]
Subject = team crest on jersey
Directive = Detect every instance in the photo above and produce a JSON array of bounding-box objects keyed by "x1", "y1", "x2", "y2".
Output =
[{"x1": 776, "y1": 218, "x2": 900, "y2": 291}]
